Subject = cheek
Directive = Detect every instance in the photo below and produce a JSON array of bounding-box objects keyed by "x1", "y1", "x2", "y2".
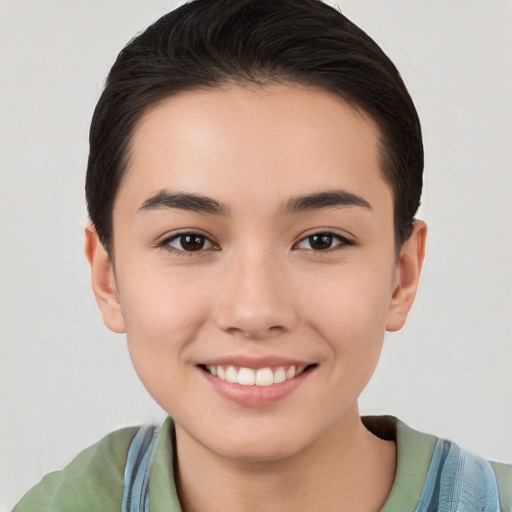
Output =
[
  {"x1": 119, "y1": 270, "x2": 215, "y2": 414},
  {"x1": 118, "y1": 267, "x2": 213, "y2": 359},
  {"x1": 299, "y1": 263, "x2": 394, "y2": 350}
]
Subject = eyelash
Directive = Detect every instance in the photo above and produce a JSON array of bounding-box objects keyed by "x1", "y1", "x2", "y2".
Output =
[
  {"x1": 159, "y1": 232, "x2": 219, "y2": 256},
  {"x1": 293, "y1": 232, "x2": 354, "y2": 252},
  {"x1": 159, "y1": 230, "x2": 353, "y2": 255}
]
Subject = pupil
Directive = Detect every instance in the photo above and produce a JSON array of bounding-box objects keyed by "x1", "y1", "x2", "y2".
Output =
[
  {"x1": 310, "y1": 234, "x2": 333, "y2": 250},
  {"x1": 181, "y1": 235, "x2": 205, "y2": 251}
]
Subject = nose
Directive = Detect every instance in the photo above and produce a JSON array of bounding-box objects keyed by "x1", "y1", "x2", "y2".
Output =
[{"x1": 214, "y1": 250, "x2": 298, "y2": 340}]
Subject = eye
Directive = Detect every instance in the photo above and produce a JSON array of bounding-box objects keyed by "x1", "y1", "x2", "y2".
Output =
[
  {"x1": 294, "y1": 232, "x2": 351, "y2": 251},
  {"x1": 164, "y1": 233, "x2": 216, "y2": 253}
]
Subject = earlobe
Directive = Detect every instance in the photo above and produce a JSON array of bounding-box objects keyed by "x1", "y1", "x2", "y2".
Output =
[
  {"x1": 84, "y1": 223, "x2": 126, "y2": 334},
  {"x1": 386, "y1": 220, "x2": 427, "y2": 332}
]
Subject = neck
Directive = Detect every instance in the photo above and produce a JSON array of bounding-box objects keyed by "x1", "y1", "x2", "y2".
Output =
[{"x1": 174, "y1": 406, "x2": 396, "y2": 512}]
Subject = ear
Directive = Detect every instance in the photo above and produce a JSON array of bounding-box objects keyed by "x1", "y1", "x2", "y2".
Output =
[
  {"x1": 84, "y1": 223, "x2": 126, "y2": 334},
  {"x1": 386, "y1": 220, "x2": 427, "y2": 332}
]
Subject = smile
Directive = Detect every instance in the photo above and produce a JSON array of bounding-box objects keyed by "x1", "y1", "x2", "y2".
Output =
[
  {"x1": 199, "y1": 361, "x2": 317, "y2": 405},
  {"x1": 205, "y1": 365, "x2": 308, "y2": 386}
]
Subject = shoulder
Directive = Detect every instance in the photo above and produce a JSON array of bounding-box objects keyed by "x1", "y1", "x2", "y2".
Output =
[
  {"x1": 365, "y1": 416, "x2": 512, "y2": 512},
  {"x1": 12, "y1": 426, "x2": 139, "y2": 512},
  {"x1": 419, "y1": 437, "x2": 510, "y2": 511},
  {"x1": 394, "y1": 418, "x2": 512, "y2": 512}
]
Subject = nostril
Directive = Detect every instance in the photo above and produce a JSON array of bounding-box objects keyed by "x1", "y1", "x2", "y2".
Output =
[{"x1": 224, "y1": 324, "x2": 286, "y2": 339}]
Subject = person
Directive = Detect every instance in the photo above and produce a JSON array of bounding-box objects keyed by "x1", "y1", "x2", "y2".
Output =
[{"x1": 12, "y1": 0, "x2": 511, "y2": 510}]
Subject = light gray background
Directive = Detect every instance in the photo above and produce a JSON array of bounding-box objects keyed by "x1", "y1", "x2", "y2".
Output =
[{"x1": 1, "y1": 1, "x2": 511, "y2": 510}]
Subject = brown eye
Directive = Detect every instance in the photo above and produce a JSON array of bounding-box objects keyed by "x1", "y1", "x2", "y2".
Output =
[
  {"x1": 308, "y1": 234, "x2": 334, "y2": 250},
  {"x1": 295, "y1": 232, "x2": 351, "y2": 251},
  {"x1": 167, "y1": 233, "x2": 213, "y2": 252}
]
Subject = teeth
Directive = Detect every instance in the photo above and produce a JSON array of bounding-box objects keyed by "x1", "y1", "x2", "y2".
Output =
[
  {"x1": 255, "y1": 368, "x2": 274, "y2": 386},
  {"x1": 205, "y1": 364, "x2": 310, "y2": 386},
  {"x1": 273, "y1": 367, "x2": 286, "y2": 384},
  {"x1": 225, "y1": 366, "x2": 238, "y2": 383},
  {"x1": 238, "y1": 367, "x2": 256, "y2": 385}
]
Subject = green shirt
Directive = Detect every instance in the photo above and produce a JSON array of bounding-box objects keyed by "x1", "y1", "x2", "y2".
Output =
[{"x1": 13, "y1": 416, "x2": 512, "y2": 511}]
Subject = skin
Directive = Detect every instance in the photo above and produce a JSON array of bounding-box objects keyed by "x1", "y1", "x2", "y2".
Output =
[{"x1": 86, "y1": 84, "x2": 426, "y2": 511}]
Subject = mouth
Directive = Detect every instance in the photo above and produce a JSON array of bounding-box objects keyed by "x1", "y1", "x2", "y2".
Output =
[{"x1": 199, "y1": 363, "x2": 317, "y2": 386}]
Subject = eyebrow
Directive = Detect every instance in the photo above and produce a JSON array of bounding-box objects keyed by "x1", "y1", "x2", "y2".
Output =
[
  {"x1": 139, "y1": 190, "x2": 230, "y2": 216},
  {"x1": 138, "y1": 188, "x2": 371, "y2": 216},
  {"x1": 284, "y1": 189, "x2": 371, "y2": 213}
]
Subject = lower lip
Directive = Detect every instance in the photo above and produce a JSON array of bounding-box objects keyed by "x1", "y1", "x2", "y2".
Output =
[{"x1": 199, "y1": 366, "x2": 315, "y2": 406}]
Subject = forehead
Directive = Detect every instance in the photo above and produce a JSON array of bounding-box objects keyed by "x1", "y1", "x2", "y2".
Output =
[{"x1": 117, "y1": 84, "x2": 391, "y2": 216}]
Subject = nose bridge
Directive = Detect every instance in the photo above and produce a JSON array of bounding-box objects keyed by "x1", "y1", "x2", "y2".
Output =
[{"x1": 214, "y1": 243, "x2": 297, "y2": 338}]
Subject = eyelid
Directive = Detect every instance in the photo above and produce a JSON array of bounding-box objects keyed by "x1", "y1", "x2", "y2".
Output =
[
  {"x1": 157, "y1": 229, "x2": 219, "y2": 253},
  {"x1": 156, "y1": 228, "x2": 353, "y2": 254},
  {"x1": 293, "y1": 230, "x2": 354, "y2": 251}
]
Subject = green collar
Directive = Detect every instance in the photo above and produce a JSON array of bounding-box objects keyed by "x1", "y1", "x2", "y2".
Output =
[
  {"x1": 363, "y1": 416, "x2": 436, "y2": 511},
  {"x1": 149, "y1": 415, "x2": 437, "y2": 511}
]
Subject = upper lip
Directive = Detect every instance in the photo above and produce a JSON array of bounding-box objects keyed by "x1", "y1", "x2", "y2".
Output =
[{"x1": 199, "y1": 355, "x2": 314, "y2": 369}]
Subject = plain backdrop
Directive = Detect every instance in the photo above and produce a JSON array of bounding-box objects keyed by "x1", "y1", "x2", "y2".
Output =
[{"x1": 1, "y1": 1, "x2": 511, "y2": 510}]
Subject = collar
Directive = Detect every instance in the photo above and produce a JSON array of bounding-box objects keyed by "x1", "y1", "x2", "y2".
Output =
[{"x1": 148, "y1": 415, "x2": 437, "y2": 511}]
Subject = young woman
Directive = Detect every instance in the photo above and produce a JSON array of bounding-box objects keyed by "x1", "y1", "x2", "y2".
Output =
[{"x1": 12, "y1": 1, "x2": 511, "y2": 510}]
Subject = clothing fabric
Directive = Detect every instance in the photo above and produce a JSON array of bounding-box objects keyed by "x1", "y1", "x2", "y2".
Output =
[
  {"x1": 122, "y1": 425, "x2": 158, "y2": 512},
  {"x1": 13, "y1": 416, "x2": 512, "y2": 512}
]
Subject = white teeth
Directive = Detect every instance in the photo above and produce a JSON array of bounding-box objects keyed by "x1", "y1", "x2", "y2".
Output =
[
  {"x1": 205, "y1": 364, "x2": 310, "y2": 386},
  {"x1": 238, "y1": 367, "x2": 256, "y2": 385},
  {"x1": 226, "y1": 366, "x2": 238, "y2": 383},
  {"x1": 255, "y1": 368, "x2": 274, "y2": 386},
  {"x1": 273, "y1": 367, "x2": 286, "y2": 384}
]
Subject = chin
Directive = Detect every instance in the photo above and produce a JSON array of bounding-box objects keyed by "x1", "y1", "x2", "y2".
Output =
[{"x1": 181, "y1": 419, "x2": 309, "y2": 463}]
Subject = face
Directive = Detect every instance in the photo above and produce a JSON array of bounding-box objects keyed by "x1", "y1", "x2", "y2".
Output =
[{"x1": 87, "y1": 84, "x2": 424, "y2": 462}]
